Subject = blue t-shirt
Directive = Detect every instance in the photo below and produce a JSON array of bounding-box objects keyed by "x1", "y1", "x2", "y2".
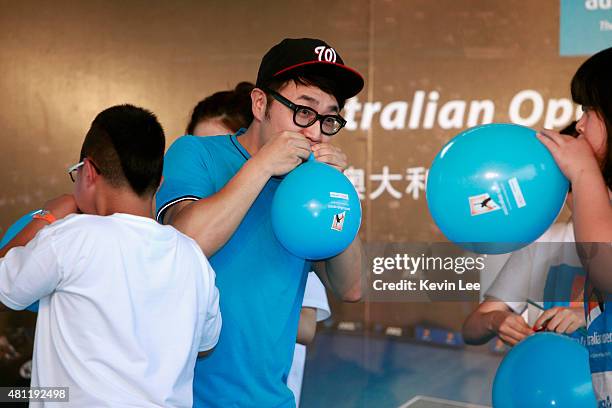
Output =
[{"x1": 156, "y1": 131, "x2": 308, "y2": 408}]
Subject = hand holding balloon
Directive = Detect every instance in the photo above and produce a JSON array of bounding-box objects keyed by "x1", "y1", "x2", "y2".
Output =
[
  {"x1": 252, "y1": 131, "x2": 311, "y2": 177},
  {"x1": 271, "y1": 154, "x2": 361, "y2": 260},
  {"x1": 312, "y1": 142, "x2": 347, "y2": 172},
  {"x1": 537, "y1": 129, "x2": 601, "y2": 184}
]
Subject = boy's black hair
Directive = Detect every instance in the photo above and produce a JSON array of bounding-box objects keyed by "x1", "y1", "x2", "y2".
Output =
[{"x1": 80, "y1": 104, "x2": 165, "y2": 197}]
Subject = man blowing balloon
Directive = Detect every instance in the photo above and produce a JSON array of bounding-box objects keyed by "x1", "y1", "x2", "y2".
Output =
[{"x1": 156, "y1": 38, "x2": 365, "y2": 408}]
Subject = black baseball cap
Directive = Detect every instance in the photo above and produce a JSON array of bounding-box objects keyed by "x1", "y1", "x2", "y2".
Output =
[{"x1": 256, "y1": 38, "x2": 364, "y2": 100}]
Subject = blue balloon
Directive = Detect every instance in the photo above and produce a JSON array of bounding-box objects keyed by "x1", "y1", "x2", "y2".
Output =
[
  {"x1": 1, "y1": 209, "x2": 42, "y2": 313},
  {"x1": 426, "y1": 123, "x2": 568, "y2": 254},
  {"x1": 271, "y1": 154, "x2": 361, "y2": 260},
  {"x1": 493, "y1": 333, "x2": 596, "y2": 407}
]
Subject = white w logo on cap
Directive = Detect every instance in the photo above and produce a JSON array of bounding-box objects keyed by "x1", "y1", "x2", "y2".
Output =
[{"x1": 314, "y1": 46, "x2": 337, "y2": 63}]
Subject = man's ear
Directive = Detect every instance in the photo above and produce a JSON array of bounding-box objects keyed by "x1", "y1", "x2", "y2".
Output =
[
  {"x1": 82, "y1": 158, "x2": 99, "y2": 187},
  {"x1": 251, "y1": 88, "x2": 268, "y2": 122}
]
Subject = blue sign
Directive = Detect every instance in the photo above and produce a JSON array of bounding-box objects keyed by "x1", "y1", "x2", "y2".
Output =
[{"x1": 560, "y1": 0, "x2": 612, "y2": 56}]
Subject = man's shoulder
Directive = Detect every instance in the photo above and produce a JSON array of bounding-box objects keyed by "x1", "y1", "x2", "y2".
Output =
[
  {"x1": 169, "y1": 134, "x2": 233, "y2": 154},
  {"x1": 165, "y1": 134, "x2": 241, "y2": 173}
]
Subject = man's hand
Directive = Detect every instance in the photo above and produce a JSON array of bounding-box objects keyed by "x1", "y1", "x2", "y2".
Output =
[
  {"x1": 533, "y1": 306, "x2": 585, "y2": 334},
  {"x1": 312, "y1": 142, "x2": 347, "y2": 172},
  {"x1": 252, "y1": 131, "x2": 311, "y2": 177},
  {"x1": 489, "y1": 310, "x2": 534, "y2": 346},
  {"x1": 42, "y1": 194, "x2": 79, "y2": 220}
]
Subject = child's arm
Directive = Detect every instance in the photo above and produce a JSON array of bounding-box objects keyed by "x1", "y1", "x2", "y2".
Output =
[
  {"x1": 296, "y1": 307, "x2": 317, "y2": 345},
  {"x1": 0, "y1": 195, "x2": 78, "y2": 311},
  {"x1": 196, "y1": 258, "x2": 222, "y2": 358},
  {"x1": 198, "y1": 349, "x2": 215, "y2": 358},
  {"x1": 462, "y1": 300, "x2": 534, "y2": 346},
  {"x1": 0, "y1": 195, "x2": 78, "y2": 258},
  {"x1": 0, "y1": 228, "x2": 61, "y2": 311}
]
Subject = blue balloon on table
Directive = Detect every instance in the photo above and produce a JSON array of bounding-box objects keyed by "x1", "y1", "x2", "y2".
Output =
[
  {"x1": 0, "y1": 209, "x2": 43, "y2": 312},
  {"x1": 492, "y1": 332, "x2": 596, "y2": 407},
  {"x1": 271, "y1": 154, "x2": 362, "y2": 260},
  {"x1": 426, "y1": 123, "x2": 569, "y2": 254}
]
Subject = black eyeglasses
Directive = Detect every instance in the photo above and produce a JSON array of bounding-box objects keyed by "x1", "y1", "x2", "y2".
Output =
[
  {"x1": 266, "y1": 89, "x2": 347, "y2": 136},
  {"x1": 68, "y1": 158, "x2": 101, "y2": 182}
]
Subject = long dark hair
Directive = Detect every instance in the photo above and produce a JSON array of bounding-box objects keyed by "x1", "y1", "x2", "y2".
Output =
[{"x1": 571, "y1": 46, "x2": 612, "y2": 188}]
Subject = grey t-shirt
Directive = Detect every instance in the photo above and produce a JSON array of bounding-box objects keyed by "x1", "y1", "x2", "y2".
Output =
[{"x1": 485, "y1": 221, "x2": 582, "y2": 326}]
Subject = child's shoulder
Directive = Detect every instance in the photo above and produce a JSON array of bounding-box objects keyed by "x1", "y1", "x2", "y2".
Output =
[
  {"x1": 50, "y1": 213, "x2": 158, "y2": 234},
  {"x1": 30, "y1": 214, "x2": 113, "y2": 249},
  {"x1": 50, "y1": 213, "x2": 104, "y2": 229},
  {"x1": 166, "y1": 226, "x2": 208, "y2": 260},
  {"x1": 43, "y1": 214, "x2": 116, "y2": 237},
  {"x1": 171, "y1": 226, "x2": 203, "y2": 249}
]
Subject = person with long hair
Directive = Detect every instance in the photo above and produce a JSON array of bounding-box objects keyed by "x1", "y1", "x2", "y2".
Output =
[{"x1": 537, "y1": 46, "x2": 612, "y2": 404}]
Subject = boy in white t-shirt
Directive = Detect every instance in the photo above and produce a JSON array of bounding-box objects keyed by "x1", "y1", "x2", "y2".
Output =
[{"x1": 0, "y1": 105, "x2": 221, "y2": 407}]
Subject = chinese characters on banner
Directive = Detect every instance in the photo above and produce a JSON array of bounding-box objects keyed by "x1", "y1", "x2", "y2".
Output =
[{"x1": 344, "y1": 166, "x2": 429, "y2": 200}]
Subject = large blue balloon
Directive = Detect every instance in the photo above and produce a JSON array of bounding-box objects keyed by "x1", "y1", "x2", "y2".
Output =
[
  {"x1": 271, "y1": 154, "x2": 361, "y2": 260},
  {"x1": 426, "y1": 123, "x2": 568, "y2": 254},
  {"x1": 493, "y1": 333, "x2": 596, "y2": 407},
  {"x1": 1, "y1": 210, "x2": 42, "y2": 313}
]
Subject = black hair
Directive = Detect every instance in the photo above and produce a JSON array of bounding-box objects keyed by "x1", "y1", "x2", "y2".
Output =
[
  {"x1": 80, "y1": 104, "x2": 165, "y2": 197},
  {"x1": 560, "y1": 121, "x2": 578, "y2": 137},
  {"x1": 561, "y1": 121, "x2": 578, "y2": 193},
  {"x1": 186, "y1": 82, "x2": 254, "y2": 134},
  {"x1": 571, "y1": 46, "x2": 612, "y2": 188},
  {"x1": 263, "y1": 72, "x2": 347, "y2": 111}
]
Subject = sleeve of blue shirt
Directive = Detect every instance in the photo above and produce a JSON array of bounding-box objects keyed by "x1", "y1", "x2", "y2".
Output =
[{"x1": 156, "y1": 136, "x2": 215, "y2": 222}]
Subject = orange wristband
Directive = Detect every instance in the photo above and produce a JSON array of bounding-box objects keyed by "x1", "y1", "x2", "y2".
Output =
[{"x1": 33, "y1": 210, "x2": 57, "y2": 224}]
